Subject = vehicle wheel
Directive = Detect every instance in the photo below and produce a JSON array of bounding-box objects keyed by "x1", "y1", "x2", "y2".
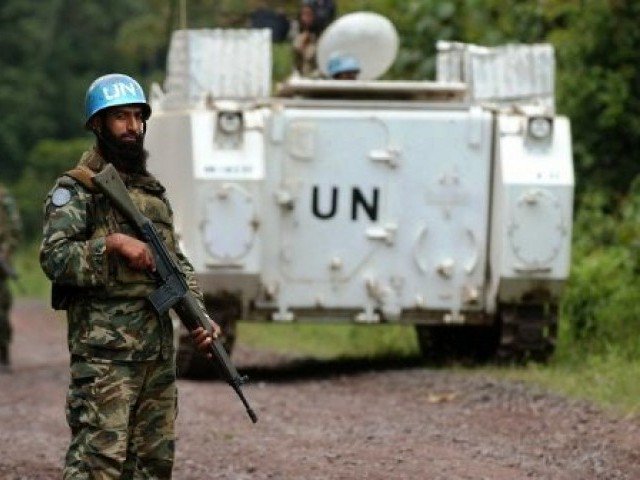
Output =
[
  {"x1": 176, "y1": 293, "x2": 241, "y2": 378},
  {"x1": 495, "y1": 304, "x2": 558, "y2": 363}
]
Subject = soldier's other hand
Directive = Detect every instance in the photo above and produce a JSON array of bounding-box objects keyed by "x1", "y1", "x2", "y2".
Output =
[
  {"x1": 208, "y1": 315, "x2": 222, "y2": 339},
  {"x1": 191, "y1": 317, "x2": 221, "y2": 358},
  {"x1": 106, "y1": 233, "x2": 156, "y2": 272}
]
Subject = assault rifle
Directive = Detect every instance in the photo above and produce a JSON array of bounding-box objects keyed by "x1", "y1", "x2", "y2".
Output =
[
  {"x1": 0, "y1": 256, "x2": 17, "y2": 280},
  {"x1": 93, "y1": 164, "x2": 257, "y2": 423}
]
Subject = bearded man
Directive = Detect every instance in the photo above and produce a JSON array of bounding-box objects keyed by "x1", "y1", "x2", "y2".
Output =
[{"x1": 40, "y1": 73, "x2": 218, "y2": 479}]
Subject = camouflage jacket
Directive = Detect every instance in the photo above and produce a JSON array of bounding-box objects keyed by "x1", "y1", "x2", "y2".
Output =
[
  {"x1": 0, "y1": 185, "x2": 22, "y2": 259},
  {"x1": 40, "y1": 149, "x2": 204, "y2": 361}
]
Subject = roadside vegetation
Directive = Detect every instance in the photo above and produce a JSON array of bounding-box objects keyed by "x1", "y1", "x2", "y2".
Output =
[{"x1": 5, "y1": 0, "x2": 640, "y2": 414}]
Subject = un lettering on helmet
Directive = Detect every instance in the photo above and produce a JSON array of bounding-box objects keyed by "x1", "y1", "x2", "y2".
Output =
[{"x1": 102, "y1": 82, "x2": 140, "y2": 101}]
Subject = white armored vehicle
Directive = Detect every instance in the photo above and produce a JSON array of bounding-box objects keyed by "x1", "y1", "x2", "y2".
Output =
[{"x1": 147, "y1": 13, "x2": 573, "y2": 372}]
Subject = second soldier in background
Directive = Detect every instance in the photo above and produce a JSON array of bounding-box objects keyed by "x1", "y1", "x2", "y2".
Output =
[{"x1": 0, "y1": 185, "x2": 22, "y2": 371}]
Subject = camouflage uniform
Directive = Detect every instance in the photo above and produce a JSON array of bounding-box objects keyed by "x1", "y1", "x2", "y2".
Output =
[
  {"x1": 40, "y1": 149, "x2": 204, "y2": 479},
  {"x1": 0, "y1": 185, "x2": 22, "y2": 366}
]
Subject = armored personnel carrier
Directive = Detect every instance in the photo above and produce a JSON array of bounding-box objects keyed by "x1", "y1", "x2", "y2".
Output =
[{"x1": 146, "y1": 13, "x2": 573, "y2": 373}]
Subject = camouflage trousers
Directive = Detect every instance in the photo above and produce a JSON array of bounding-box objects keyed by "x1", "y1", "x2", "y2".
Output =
[
  {"x1": 0, "y1": 279, "x2": 12, "y2": 347},
  {"x1": 64, "y1": 355, "x2": 177, "y2": 479}
]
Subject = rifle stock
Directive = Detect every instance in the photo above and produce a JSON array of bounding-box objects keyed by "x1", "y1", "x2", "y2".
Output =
[{"x1": 93, "y1": 164, "x2": 257, "y2": 423}]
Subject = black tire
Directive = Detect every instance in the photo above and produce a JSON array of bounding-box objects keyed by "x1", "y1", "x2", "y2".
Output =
[
  {"x1": 495, "y1": 304, "x2": 558, "y2": 363},
  {"x1": 176, "y1": 293, "x2": 241, "y2": 378}
]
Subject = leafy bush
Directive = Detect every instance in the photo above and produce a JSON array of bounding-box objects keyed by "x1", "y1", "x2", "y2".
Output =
[
  {"x1": 562, "y1": 181, "x2": 640, "y2": 357},
  {"x1": 14, "y1": 137, "x2": 91, "y2": 240}
]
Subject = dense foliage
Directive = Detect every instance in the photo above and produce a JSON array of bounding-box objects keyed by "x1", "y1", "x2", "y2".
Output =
[{"x1": 1, "y1": 0, "x2": 639, "y2": 356}]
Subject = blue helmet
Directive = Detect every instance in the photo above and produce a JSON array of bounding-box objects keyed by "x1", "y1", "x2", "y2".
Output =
[
  {"x1": 84, "y1": 73, "x2": 151, "y2": 127},
  {"x1": 327, "y1": 54, "x2": 361, "y2": 78}
]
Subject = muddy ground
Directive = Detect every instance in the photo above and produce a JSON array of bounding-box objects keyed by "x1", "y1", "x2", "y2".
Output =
[{"x1": 1, "y1": 299, "x2": 639, "y2": 479}]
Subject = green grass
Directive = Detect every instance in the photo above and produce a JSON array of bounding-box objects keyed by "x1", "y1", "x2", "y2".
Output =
[
  {"x1": 238, "y1": 322, "x2": 420, "y2": 359},
  {"x1": 11, "y1": 241, "x2": 49, "y2": 300},
  {"x1": 478, "y1": 353, "x2": 640, "y2": 415}
]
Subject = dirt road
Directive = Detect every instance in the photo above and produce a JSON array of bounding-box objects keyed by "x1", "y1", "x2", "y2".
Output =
[{"x1": 1, "y1": 299, "x2": 639, "y2": 479}]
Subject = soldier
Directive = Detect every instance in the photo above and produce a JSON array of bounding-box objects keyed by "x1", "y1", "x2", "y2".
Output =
[
  {"x1": 292, "y1": 4, "x2": 319, "y2": 77},
  {"x1": 40, "y1": 73, "x2": 219, "y2": 479},
  {"x1": 327, "y1": 53, "x2": 361, "y2": 80},
  {"x1": 0, "y1": 184, "x2": 21, "y2": 371}
]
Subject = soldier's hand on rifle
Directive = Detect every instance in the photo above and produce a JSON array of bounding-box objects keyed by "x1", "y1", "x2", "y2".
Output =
[
  {"x1": 191, "y1": 316, "x2": 221, "y2": 358},
  {"x1": 106, "y1": 233, "x2": 156, "y2": 272}
]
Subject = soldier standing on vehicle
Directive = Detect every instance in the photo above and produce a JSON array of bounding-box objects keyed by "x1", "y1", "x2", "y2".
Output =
[
  {"x1": 40, "y1": 73, "x2": 220, "y2": 479},
  {"x1": 0, "y1": 184, "x2": 21, "y2": 372},
  {"x1": 293, "y1": 3, "x2": 320, "y2": 77}
]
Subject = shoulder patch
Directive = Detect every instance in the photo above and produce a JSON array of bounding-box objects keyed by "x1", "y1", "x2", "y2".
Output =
[{"x1": 51, "y1": 187, "x2": 72, "y2": 207}]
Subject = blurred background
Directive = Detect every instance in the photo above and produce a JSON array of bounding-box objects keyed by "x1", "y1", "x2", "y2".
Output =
[{"x1": 2, "y1": 0, "x2": 640, "y2": 410}]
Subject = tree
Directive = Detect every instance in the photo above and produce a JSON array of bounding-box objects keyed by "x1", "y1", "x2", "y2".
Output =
[
  {"x1": 552, "y1": 0, "x2": 640, "y2": 193},
  {"x1": 14, "y1": 138, "x2": 91, "y2": 239}
]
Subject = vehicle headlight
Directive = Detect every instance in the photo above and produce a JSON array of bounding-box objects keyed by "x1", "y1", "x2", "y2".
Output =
[
  {"x1": 527, "y1": 116, "x2": 553, "y2": 140},
  {"x1": 218, "y1": 111, "x2": 243, "y2": 134}
]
